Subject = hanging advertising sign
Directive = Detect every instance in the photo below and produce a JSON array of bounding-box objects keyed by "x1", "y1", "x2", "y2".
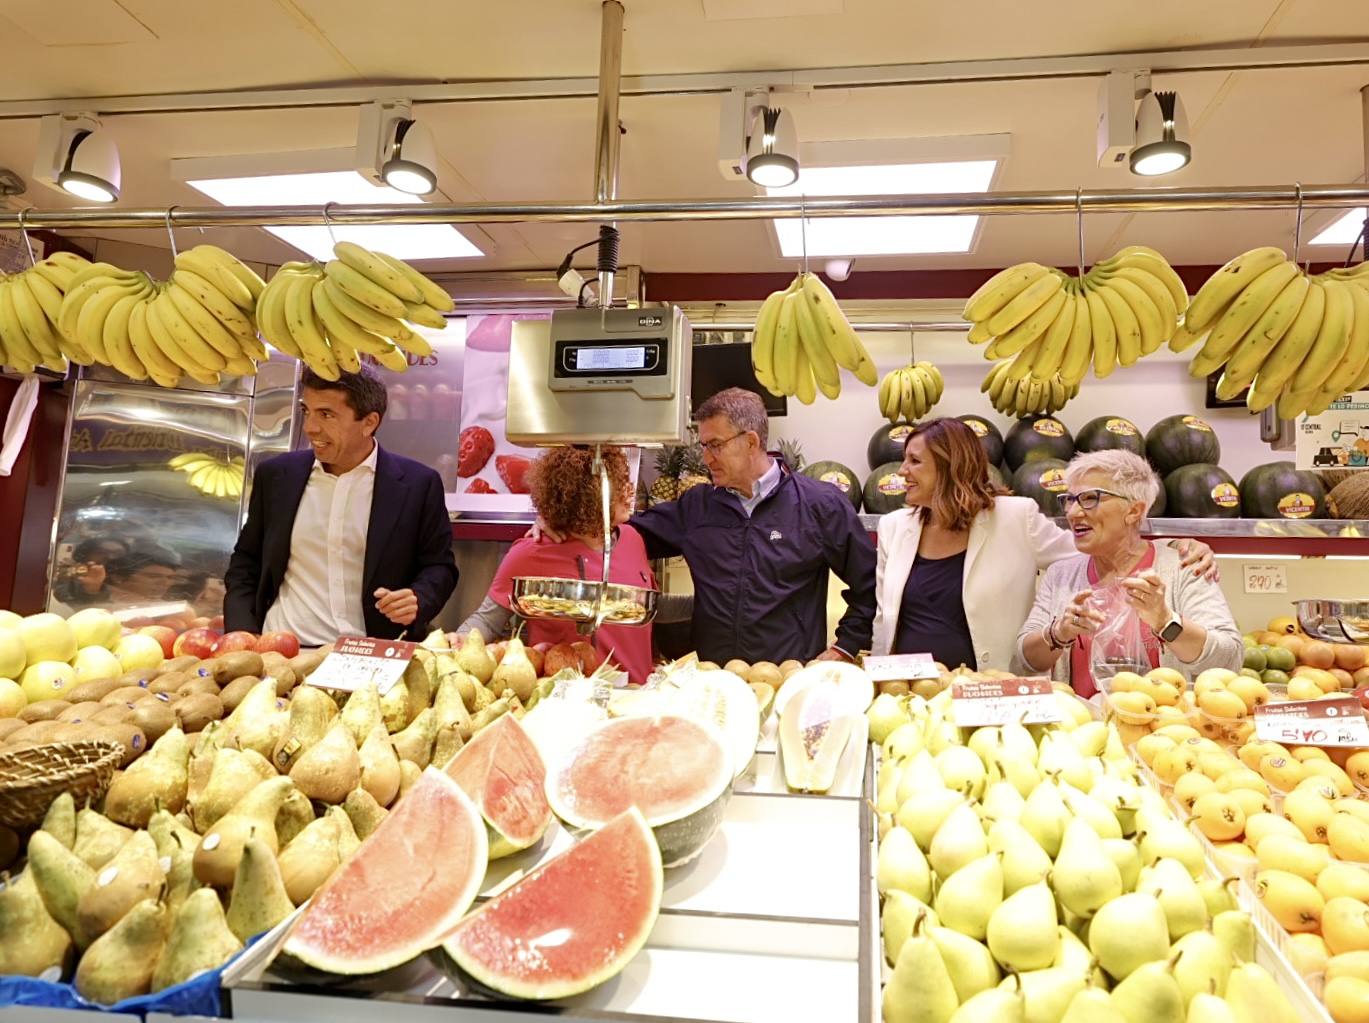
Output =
[{"x1": 1295, "y1": 390, "x2": 1369, "y2": 470}]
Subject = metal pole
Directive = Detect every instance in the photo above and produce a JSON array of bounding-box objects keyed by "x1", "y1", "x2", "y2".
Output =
[{"x1": 594, "y1": 0, "x2": 624, "y2": 308}]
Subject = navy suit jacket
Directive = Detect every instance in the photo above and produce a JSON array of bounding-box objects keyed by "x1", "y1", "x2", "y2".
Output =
[{"x1": 224, "y1": 446, "x2": 458, "y2": 640}]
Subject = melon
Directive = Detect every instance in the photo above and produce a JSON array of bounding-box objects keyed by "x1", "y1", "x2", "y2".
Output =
[
  {"x1": 546, "y1": 714, "x2": 732, "y2": 868},
  {"x1": 1238, "y1": 461, "x2": 1327, "y2": 519},
  {"x1": 1011, "y1": 458, "x2": 1070, "y2": 516},
  {"x1": 867, "y1": 422, "x2": 916, "y2": 470},
  {"x1": 1075, "y1": 416, "x2": 1143, "y2": 456},
  {"x1": 801, "y1": 460, "x2": 863, "y2": 511},
  {"x1": 283, "y1": 767, "x2": 487, "y2": 974},
  {"x1": 443, "y1": 808, "x2": 662, "y2": 1000},
  {"x1": 1164, "y1": 463, "x2": 1242, "y2": 518},
  {"x1": 1146, "y1": 414, "x2": 1221, "y2": 476},
  {"x1": 1004, "y1": 416, "x2": 1074, "y2": 472},
  {"x1": 863, "y1": 461, "x2": 908, "y2": 514},
  {"x1": 779, "y1": 680, "x2": 856, "y2": 793},
  {"x1": 958, "y1": 415, "x2": 1005, "y2": 468},
  {"x1": 444, "y1": 715, "x2": 552, "y2": 859}
]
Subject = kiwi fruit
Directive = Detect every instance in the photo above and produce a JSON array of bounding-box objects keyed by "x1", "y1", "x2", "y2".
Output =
[
  {"x1": 6, "y1": 720, "x2": 67, "y2": 745},
  {"x1": 92, "y1": 723, "x2": 147, "y2": 766},
  {"x1": 130, "y1": 699, "x2": 178, "y2": 741},
  {"x1": 18, "y1": 700, "x2": 71, "y2": 723},
  {"x1": 209, "y1": 651, "x2": 264, "y2": 685},
  {"x1": 102, "y1": 686, "x2": 155, "y2": 705},
  {"x1": 0, "y1": 719, "x2": 28, "y2": 742},
  {"x1": 158, "y1": 655, "x2": 201, "y2": 675},
  {"x1": 65, "y1": 678, "x2": 125, "y2": 703},
  {"x1": 175, "y1": 693, "x2": 224, "y2": 733},
  {"x1": 118, "y1": 668, "x2": 157, "y2": 687},
  {"x1": 57, "y1": 701, "x2": 104, "y2": 723},
  {"x1": 219, "y1": 675, "x2": 262, "y2": 712},
  {"x1": 148, "y1": 671, "x2": 193, "y2": 696},
  {"x1": 91, "y1": 703, "x2": 137, "y2": 725},
  {"x1": 177, "y1": 675, "x2": 221, "y2": 699}
]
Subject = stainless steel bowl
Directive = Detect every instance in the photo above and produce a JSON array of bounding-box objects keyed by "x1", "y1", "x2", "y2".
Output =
[
  {"x1": 511, "y1": 576, "x2": 658, "y2": 627},
  {"x1": 1296, "y1": 599, "x2": 1369, "y2": 645}
]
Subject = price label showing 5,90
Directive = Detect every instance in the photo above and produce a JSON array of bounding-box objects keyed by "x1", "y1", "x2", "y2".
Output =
[{"x1": 1254, "y1": 697, "x2": 1369, "y2": 748}]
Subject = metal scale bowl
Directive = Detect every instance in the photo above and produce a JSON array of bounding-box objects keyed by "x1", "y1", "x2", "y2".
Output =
[{"x1": 1297, "y1": 599, "x2": 1369, "y2": 645}]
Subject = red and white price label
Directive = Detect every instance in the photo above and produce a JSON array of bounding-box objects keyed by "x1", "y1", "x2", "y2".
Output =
[
  {"x1": 1254, "y1": 697, "x2": 1369, "y2": 747},
  {"x1": 951, "y1": 677, "x2": 1061, "y2": 727},
  {"x1": 307, "y1": 636, "x2": 418, "y2": 695},
  {"x1": 863, "y1": 653, "x2": 941, "y2": 682}
]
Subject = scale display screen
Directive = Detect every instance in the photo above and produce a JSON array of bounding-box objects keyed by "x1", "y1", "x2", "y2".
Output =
[
  {"x1": 555, "y1": 339, "x2": 665, "y2": 378},
  {"x1": 575, "y1": 345, "x2": 647, "y2": 371}
]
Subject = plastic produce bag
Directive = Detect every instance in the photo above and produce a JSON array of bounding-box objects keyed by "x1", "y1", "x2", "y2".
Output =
[{"x1": 1087, "y1": 584, "x2": 1152, "y2": 688}]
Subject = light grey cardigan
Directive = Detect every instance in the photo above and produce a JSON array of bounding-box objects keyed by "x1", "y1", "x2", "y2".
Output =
[{"x1": 1012, "y1": 542, "x2": 1244, "y2": 684}]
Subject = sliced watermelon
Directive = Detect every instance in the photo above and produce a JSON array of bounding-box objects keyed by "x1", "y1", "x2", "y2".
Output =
[
  {"x1": 611, "y1": 668, "x2": 760, "y2": 779},
  {"x1": 547, "y1": 715, "x2": 732, "y2": 868},
  {"x1": 443, "y1": 808, "x2": 662, "y2": 1000},
  {"x1": 444, "y1": 715, "x2": 552, "y2": 859},
  {"x1": 283, "y1": 768, "x2": 487, "y2": 974}
]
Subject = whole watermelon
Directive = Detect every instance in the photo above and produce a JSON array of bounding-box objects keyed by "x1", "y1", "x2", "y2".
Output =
[
  {"x1": 987, "y1": 463, "x2": 1009, "y2": 492},
  {"x1": 1076, "y1": 416, "x2": 1144, "y2": 456},
  {"x1": 1165, "y1": 463, "x2": 1242, "y2": 518},
  {"x1": 1238, "y1": 461, "x2": 1327, "y2": 519},
  {"x1": 1011, "y1": 459, "x2": 1070, "y2": 516},
  {"x1": 801, "y1": 460, "x2": 863, "y2": 511},
  {"x1": 957, "y1": 414, "x2": 1005, "y2": 468},
  {"x1": 863, "y1": 461, "x2": 908, "y2": 514},
  {"x1": 1004, "y1": 416, "x2": 1075, "y2": 472},
  {"x1": 1149, "y1": 484, "x2": 1167, "y2": 517},
  {"x1": 866, "y1": 423, "x2": 916, "y2": 470},
  {"x1": 1146, "y1": 415, "x2": 1221, "y2": 476}
]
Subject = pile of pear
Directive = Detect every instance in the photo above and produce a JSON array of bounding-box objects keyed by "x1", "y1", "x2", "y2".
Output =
[
  {"x1": 868, "y1": 685, "x2": 1305, "y2": 1023},
  {"x1": 0, "y1": 629, "x2": 540, "y2": 1004}
]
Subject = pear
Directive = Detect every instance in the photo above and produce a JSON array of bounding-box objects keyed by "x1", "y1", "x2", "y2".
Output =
[
  {"x1": 1137, "y1": 819, "x2": 1205, "y2": 878},
  {"x1": 76, "y1": 829, "x2": 163, "y2": 939},
  {"x1": 1212, "y1": 909, "x2": 1256, "y2": 964},
  {"x1": 931, "y1": 924, "x2": 1002, "y2": 1002},
  {"x1": 897, "y1": 750, "x2": 946, "y2": 804},
  {"x1": 358, "y1": 720, "x2": 402, "y2": 807},
  {"x1": 279, "y1": 814, "x2": 343, "y2": 904},
  {"x1": 151, "y1": 887, "x2": 242, "y2": 991},
  {"x1": 328, "y1": 804, "x2": 361, "y2": 858},
  {"x1": 433, "y1": 671, "x2": 474, "y2": 740},
  {"x1": 74, "y1": 897, "x2": 167, "y2": 1004},
  {"x1": 404, "y1": 653, "x2": 435, "y2": 720},
  {"x1": 1057, "y1": 782, "x2": 1122, "y2": 840},
  {"x1": 1225, "y1": 963, "x2": 1300, "y2": 1023},
  {"x1": 27, "y1": 829, "x2": 96, "y2": 947},
  {"x1": 1186, "y1": 991, "x2": 1238, "y2": 1023},
  {"x1": 897, "y1": 788, "x2": 965, "y2": 851},
  {"x1": 220, "y1": 677, "x2": 288, "y2": 759},
  {"x1": 1199, "y1": 877, "x2": 1240, "y2": 918},
  {"x1": 992, "y1": 752, "x2": 1042, "y2": 800},
  {"x1": 1053, "y1": 926, "x2": 1104, "y2": 987},
  {"x1": 491, "y1": 633, "x2": 537, "y2": 703},
  {"x1": 343, "y1": 786, "x2": 388, "y2": 839},
  {"x1": 988, "y1": 819, "x2": 1052, "y2": 895},
  {"x1": 398, "y1": 758, "x2": 422, "y2": 794},
  {"x1": 936, "y1": 746, "x2": 988, "y2": 800},
  {"x1": 1069, "y1": 721, "x2": 1109, "y2": 758},
  {"x1": 191, "y1": 746, "x2": 277, "y2": 832},
  {"x1": 1052, "y1": 819, "x2": 1123, "y2": 919},
  {"x1": 455, "y1": 629, "x2": 496, "y2": 685},
  {"x1": 981, "y1": 781, "x2": 1026, "y2": 823},
  {"x1": 379, "y1": 677, "x2": 413, "y2": 733},
  {"x1": 0, "y1": 870, "x2": 73, "y2": 976},
  {"x1": 869, "y1": 693, "x2": 911, "y2": 746},
  {"x1": 271, "y1": 684, "x2": 336, "y2": 772},
  {"x1": 390, "y1": 707, "x2": 438, "y2": 767},
  {"x1": 431, "y1": 723, "x2": 466, "y2": 768},
  {"x1": 1059, "y1": 988, "x2": 1116, "y2": 1023},
  {"x1": 289, "y1": 718, "x2": 360, "y2": 805},
  {"x1": 1108, "y1": 956, "x2": 1183, "y2": 1023},
  {"x1": 877, "y1": 825, "x2": 933, "y2": 902},
  {"x1": 103, "y1": 726, "x2": 190, "y2": 827},
  {"x1": 226, "y1": 834, "x2": 295, "y2": 942},
  {"x1": 883, "y1": 911, "x2": 959, "y2": 1023},
  {"x1": 1010, "y1": 966, "x2": 1089, "y2": 1023},
  {"x1": 884, "y1": 722, "x2": 926, "y2": 764},
  {"x1": 950, "y1": 986, "x2": 1025, "y2": 1023},
  {"x1": 1136, "y1": 856, "x2": 1208, "y2": 941},
  {"x1": 41, "y1": 791, "x2": 76, "y2": 848},
  {"x1": 1038, "y1": 734, "x2": 1094, "y2": 792},
  {"x1": 883, "y1": 890, "x2": 939, "y2": 964},
  {"x1": 1102, "y1": 837, "x2": 1142, "y2": 890},
  {"x1": 1020, "y1": 781, "x2": 1070, "y2": 858},
  {"x1": 1088, "y1": 892, "x2": 1169, "y2": 981},
  {"x1": 935, "y1": 853, "x2": 1003, "y2": 941},
  {"x1": 341, "y1": 683, "x2": 383, "y2": 744},
  {"x1": 148, "y1": 808, "x2": 200, "y2": 916},
  {"x1": 987, "y1": 882, "x2": 1059, "y2": 973},
  {"x1": 1171, "y1": 929, "x2": 1233, "y2": 1001},
  {"x1": 73, "y1": 805, "x2": 132, "y2": 869},
  {"x1": 193, "y1": 775, "x2": 296, "y2": 888},
  {"x1": 275, "y1": 786, "x2": 316, "y2": 846},
  {"x1": 929, "y1": 801, "x2": 989, "y2": 880}
]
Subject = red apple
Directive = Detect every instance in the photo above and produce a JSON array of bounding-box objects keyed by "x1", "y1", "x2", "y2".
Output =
[
  {"x1": 572, "y1": 640, "x2": 602, "y2": 674},
  {"x1": 209, "y1": 615, "x2": 225, "y2": 631},
  {"x1": 255, "y1": 631, "x2": 301, "y2": 658},
  {"x1": 544, "y1": 642, "x2": 580, "y2": 676},
  {"x1": 173, "y1": 627, "x2": 221, "y2": 659},
  {"x1": 525, "y1": 646, "x2": 544, "y2": 676},
  {"x1": 212, "y1": 630, "x2": 259, "y2": 655},
  {"x1": 138, "y1": 625, "x2": 178, "y2": 660}
]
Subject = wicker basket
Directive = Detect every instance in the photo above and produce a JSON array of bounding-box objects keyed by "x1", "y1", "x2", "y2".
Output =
[{"x1": 0, "y1": 740, "x2": 123, "y2": 829}]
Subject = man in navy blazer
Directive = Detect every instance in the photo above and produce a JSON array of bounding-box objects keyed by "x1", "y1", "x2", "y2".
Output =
[{"x1": 225, "y1": 365, "x2": 457, "y2": 643}]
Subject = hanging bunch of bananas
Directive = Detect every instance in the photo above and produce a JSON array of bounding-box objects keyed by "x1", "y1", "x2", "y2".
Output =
[
  {"x1": 981, "y1": 360, "x2": 1079, "y2": 417},
  {"x1": 877, "y1": 362, "x2": 944, "y2": 422},
  {"x1": 1178, "y1": 247, "x2": 1369, "y2": 417},
  {"x1": 255, "y1": 241, "x2": 453, "y2": 380},
  {"x1": 963, "y1": 246, "x2": 1189, "y2": 386},
  {"x1": 751, "y1": 272, "x2": 877, "y2": 404},
  {"x1": 168, "y1": 452, "x2": 245, "y2": 499},
  {"x1": 0, "y1": 251, "x2": 100, "y2": 374}
]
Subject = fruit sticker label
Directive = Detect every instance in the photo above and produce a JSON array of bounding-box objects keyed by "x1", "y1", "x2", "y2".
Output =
[
  {"x1": 1211, "y1": 483, "x2": 1240, "y2": 508},
  {"x1": 1040, "y1": 468, "x2": 1068, "y2": 492},
  {"x1": 819, "y1": 471, "x2": 852, "y2": 493},
  {"x1": 1033, "y1": 419, "x2": 1065, "y2": 437},
  {"x1": 890, "y1": 425, "x2": 915, "y2": 442},
  {"x1": 863, "y1": 653, "x2": 940, "y2": 682},
  {"x1": 1277, "y1": 492, "x2": 1317, "y2": 519},
  {"x1": 308, "y1": 636, "x2": 418, "y2": 695},
  {"x1": 878, "y1": 473, "x2": 907, "y2": 496},
  {"x1": 1105, "y1": 418, "x2": 1138, "y2": 436},
  {"x1": 951, "y1": 678, "x2": 1062, "y2": 727},
  {"x1": 1254, "y1": 697, "x2": 1369, "y2": 747},
  {"x1": 964, "y1": 419, "x2": 989, "y2": 437},
  {"x1": 1181, "y1": 415, "x2": 1214, "y2": 432}
]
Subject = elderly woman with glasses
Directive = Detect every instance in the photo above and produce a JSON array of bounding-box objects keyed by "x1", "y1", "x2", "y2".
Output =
[{"x1": 1015, "y1": 449, "x2": 1242, "y2": 697}]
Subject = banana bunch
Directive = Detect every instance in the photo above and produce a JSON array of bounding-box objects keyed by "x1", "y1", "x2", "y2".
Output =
[
  {"x1": 256, "y1": 241, "x2": 453, "y2": 380},
  {"x1": 963, "y1": 246, "x2": 1189, "y2": 385},
  {"x1": 877, "y1": 362, "x2": 944, "y2": 422},
  {"x1": 169, "y1": 452, "x2": 245, "y2": 499},
  {"x1": 0, "y1": 251, "x2": 98, "y2": 374},
  {"x1": 751, "y1": 272, "x2": 877, "y2": 404},
  {"x1": 982, "y1": 361, "x2": 1079, "y2": 417},
  {"x1": 1179, "y1": 247, "x2": 1369, "y2": 418}
]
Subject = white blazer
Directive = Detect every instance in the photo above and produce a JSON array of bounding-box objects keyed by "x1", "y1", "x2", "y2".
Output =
[{"x1": 871, "y1": 496, "x2": 1079, "y2": 671}]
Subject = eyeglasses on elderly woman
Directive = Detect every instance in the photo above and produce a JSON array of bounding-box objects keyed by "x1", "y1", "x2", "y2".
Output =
[{"x1": 1057, "y1": 488, "x2": 1129, "y2": 512}]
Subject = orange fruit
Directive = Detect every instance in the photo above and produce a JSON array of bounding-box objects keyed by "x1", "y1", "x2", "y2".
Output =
[{"x1": 1302, "y1": 640, "x2": 1337, "y2": 670}]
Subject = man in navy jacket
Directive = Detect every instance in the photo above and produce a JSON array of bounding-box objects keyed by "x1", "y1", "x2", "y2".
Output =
[{"x1": 225, "y1": 366, "x2": 457, "y2": 643}]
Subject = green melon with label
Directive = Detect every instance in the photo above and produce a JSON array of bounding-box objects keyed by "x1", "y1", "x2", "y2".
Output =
[
  {"x1": 1238, "y1": 461, "x2": 1327, "y2": 519},
  {"x1": 957, "y1": 415, "x2": 1005, "y2": 468},
  {"x1": 1145, "y1": 414, "x2": 1221, "y2": 476},
  {"x1": 862, "y1": 461, "x2": 908, "y2": 514},
  {"x1": 800, "y1": 461, "x2": 863, "y2": 511},
  {"x1": 866, "y1": 422, "x2": 917, "y2": 470},
  {"x1": 1075, "y1": 416, "x2": 1144, "y2": 456},
  {"x1": 1011, "y1": 458, "x2": 1070, "y2": 516},
  {"x1": 1164, "y1": 463, "x2": 1242, "y2": 518},
  {"x1": 1003, "y1": 416, "x2": 1075, "y2": 472}
]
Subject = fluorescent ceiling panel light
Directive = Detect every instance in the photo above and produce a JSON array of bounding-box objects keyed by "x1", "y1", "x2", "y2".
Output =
[
  {"x1": 765, "y1": 160, "x2": 996, "y2": 257},
  {"x1": 1310, "y1": 208, "x2": 1368, "y2": 246},
  {"x1": 185, "y1": 170, "x2": 481, "y2": 261}
]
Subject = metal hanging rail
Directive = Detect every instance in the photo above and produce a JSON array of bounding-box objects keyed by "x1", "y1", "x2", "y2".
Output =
[
  {"x1": 694, "y1": 321, "x2": 967, "y2": 333},
  {"x1": 4, "y1": 182, "x2": 1369, "y2": 231}
]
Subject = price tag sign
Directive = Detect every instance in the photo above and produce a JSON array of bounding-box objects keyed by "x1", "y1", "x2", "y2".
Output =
[
  {"x1": 1254, "y1": 697, "x2": 1369, "y2": 747},
  {"x1": 951, "y1": 677, "x2": 1061, "y2": 727},
  {"x1": 1242, "y1": 563, "x2": 1289, "y2": 595},
  {"x1": 307, "y1": 636, "x2": 418, "y2": 695},
  {"x1": 863, "y1": 653, "x2": 941, "y2": 682}
]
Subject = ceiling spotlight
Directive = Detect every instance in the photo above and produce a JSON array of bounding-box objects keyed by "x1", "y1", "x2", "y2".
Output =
[
  {"x1": 825, "y1": 258, "x2": 853, "y2": 282},
  {"x1": 744, "y1": 106, "x2": 799, "y2": 188},
  {"x1": 356, "y1": 101, "x2": 437, "y2": 196},
  {"x1": 33, "y1": 114, "x2": 120, "y2": 203},
  {"x1": 1130, "y1": 90, "x2": 1190, "y2": 176}
]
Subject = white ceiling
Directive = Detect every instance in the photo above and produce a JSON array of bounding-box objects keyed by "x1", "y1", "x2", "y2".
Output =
[{"x1": 1, "y1": 0, "x2": 1368, "y2": 275}]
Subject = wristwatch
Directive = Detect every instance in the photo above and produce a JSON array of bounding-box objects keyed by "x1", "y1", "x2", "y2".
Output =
[{"x1": 1158, "y1": 613, "x2": 1184, "y2": 644}]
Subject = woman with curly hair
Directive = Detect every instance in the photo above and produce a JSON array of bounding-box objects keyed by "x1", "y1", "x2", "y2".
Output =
[{"x1": 459, "y1": 446, "x2": 657, "y2": 682}]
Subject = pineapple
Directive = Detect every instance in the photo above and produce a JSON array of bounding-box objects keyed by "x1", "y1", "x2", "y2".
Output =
[
  {"x1": 778, "y1": 437, "x2": 805, "y2": 473},
  {"x1": 650, "y1": 437, "x2": 709, "y2": 504}
]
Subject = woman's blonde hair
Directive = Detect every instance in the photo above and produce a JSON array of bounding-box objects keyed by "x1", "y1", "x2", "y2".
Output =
[{"x1": 1064, "y1": 449, "x2": 1160, "y2": 512}]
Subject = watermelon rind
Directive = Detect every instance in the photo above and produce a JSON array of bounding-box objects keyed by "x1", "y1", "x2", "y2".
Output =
[
  {"x1": 1011, "y1": 458, "x2": 1070, "y2": 517},
  {"x1": 283, "y1": 768, "x2": 488, "y2": 975},
  {"x1": 957, "y1": 415, "x2": 1005, "y2": 468},
  {"x1": 862, "y1": 460, "x2": 908, "y2": 514},
  {"x1": 1146, "y1": 414, "x2": 1221, "y2": 477},
  {"x1": 1003, "y1": 416, "x2": 1075, "y2": 472},
  {"x1": 866, "y1": 423, "x2": 916, "y2": 470},
  {"x1": 443, "y1": 808, "x2": 663, "y2": 1000},
  {"x1": 444, "y1": 715, "x2": 552, "y2": 860},
  {"x1": 801, "y1": 459, "x2": 864, "y2": 510}
]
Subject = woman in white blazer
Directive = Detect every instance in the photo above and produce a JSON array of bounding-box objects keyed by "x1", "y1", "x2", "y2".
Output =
[{"x1": 870, "y1": 419, "x2": 1211, "y2": 672}]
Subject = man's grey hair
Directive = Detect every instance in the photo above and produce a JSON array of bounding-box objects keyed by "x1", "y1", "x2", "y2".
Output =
[
  {"x1": 695, "y1": 387, "x2": 768, "y2": 447},
  {"x1": 1065, "y1": 449, "x2": 1160, "y2": 511}
]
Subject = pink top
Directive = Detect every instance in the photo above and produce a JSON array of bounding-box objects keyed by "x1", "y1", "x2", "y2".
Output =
[
  {"x1": 488, "y1": 526, "x2": 657, "y2": 684},
  {"x1": 1069, "y1": 542, "x2": 1163, "y2": 699}
]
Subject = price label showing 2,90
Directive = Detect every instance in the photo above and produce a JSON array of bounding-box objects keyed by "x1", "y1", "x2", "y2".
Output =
[{"x1": 1254, "y1": 697, "x2": 1369, "y2": 748}]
